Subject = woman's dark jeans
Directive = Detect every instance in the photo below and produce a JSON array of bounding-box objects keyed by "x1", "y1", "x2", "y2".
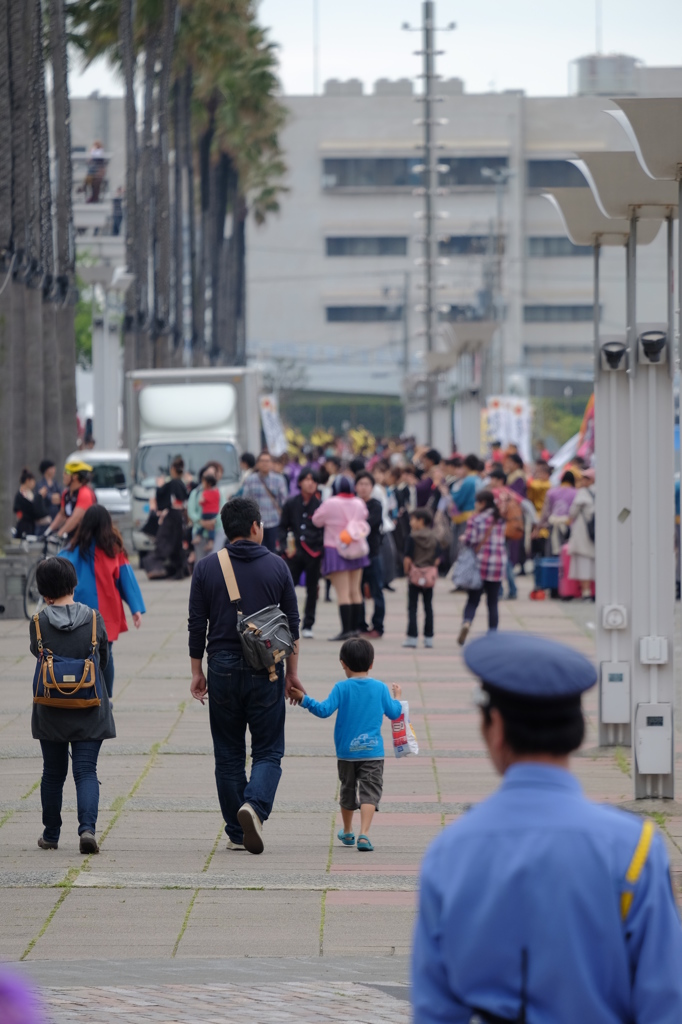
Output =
[
  {"x1": 103, "y1": 642, "x2": 114, "y2": 697},
  {"x1": 408, "y1": 583, "x2": 434, "y2": 638},
  {"x1": 207, "y1": 650, "x2": 285, "y2": 844},
  {"x1": 40, "y1": 740, "x2": 103, "y2": 843},
  {"x1": 464, "y1": 580, "x2": 502, "y2": 631}
]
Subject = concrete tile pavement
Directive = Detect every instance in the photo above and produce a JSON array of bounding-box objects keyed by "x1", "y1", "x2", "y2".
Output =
[{"x1": 0, "y1": 570, "x2": 680, "y2": 1021}]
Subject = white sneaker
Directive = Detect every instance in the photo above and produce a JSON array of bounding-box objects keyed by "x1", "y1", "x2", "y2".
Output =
[
  {"x1": 237, "y1": 803, "x2": 264, "y2": 854},
  {"x1": 402, "y1": 637, "x2": 418, "y2": 648},
  {"x1": 226, "y1": 839, "x2": 245, "y2": 851},
  {"x1": 423, "y1": 637, "x2": 433, "y2": 649},
  {"x1": 301, "y1": 628, "x2": 314, "y2": 639}
]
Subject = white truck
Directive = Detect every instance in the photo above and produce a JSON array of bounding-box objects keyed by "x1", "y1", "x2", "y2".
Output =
[{"x1": 126, "y1": 367, "x2": 262, "y2": 553}]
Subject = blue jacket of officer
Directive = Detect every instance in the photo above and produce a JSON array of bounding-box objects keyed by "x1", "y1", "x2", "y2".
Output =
[{"x1": 412, "y1": 633, "x2": 682, "y2": 1024}]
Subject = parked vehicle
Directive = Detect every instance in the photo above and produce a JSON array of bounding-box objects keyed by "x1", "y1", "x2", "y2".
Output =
[
  {"x1": 65, "y1": 449, "x2": 131, "y2": 517},
  {"x1": 125, "y1": 368, "x2": 262, "y2": 553}
]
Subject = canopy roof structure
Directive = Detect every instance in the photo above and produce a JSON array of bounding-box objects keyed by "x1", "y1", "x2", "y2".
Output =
[
  {"x1": 544, "y1": 188, "x2": 662, "y2": 247},
  {"x1": 572, "y1": 152, "x2": 678, "y2": 220},
  {"x1": 608, "y1": 99, "x2": 682, "y2": 182}
]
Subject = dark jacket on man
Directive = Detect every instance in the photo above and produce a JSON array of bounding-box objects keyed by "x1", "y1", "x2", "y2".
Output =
[
  {"x1": 364, "y1": 497, "x2": 384, "y2": 559},
  {"x1": 188, "y1": 541, "x2": 300, "y2": 660},
  {"x1": 29, "y1": 603, "x2": 114, "y2": 743},
  {"x1": 278, "y1": 493, "x2": 323, "y2": 556}
]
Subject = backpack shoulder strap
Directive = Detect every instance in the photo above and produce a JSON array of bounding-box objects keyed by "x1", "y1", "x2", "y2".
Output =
[
  {"x1": 621, "y1": 819, "x2": 655, "y2": 920},
  {"x1": 91, "y1": 608, "x2": 98, "y2": 651},
  {"x1": 218, "y1": 549, "x2": 241, "y2": 606},
  {"x1": 33, "y1": 613, "x2": 43, "y2": 652}
]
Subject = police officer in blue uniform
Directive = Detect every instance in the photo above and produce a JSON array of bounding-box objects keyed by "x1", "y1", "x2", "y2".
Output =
[{"x1": 412, "y1": 632, "x2": 682, "y2": 1023}]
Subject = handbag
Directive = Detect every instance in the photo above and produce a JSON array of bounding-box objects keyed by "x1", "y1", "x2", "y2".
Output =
[
  {"x1": 336, "y1": 517, "x2": 370, "y2": 559},
  {"x1": 218, "y1": 549, "x2": 294, "y2": 682},
  {"x1": 32, "y1": 610, "x2": 103, "y2": 708},
  {"x1": 451, "y1": 545, "x2": 482, "y2": 591},
  {"x1": 408, "y1": 563, "x2": 438, "y2": 588},
  {"x1": 451, "y1": 520, "x2": 495, "y2": 591}
]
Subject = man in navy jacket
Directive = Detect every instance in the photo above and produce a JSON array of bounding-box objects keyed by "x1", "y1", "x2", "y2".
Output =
[{"x1": 188, "y1": 496, "x2": 302, "y2": 854}]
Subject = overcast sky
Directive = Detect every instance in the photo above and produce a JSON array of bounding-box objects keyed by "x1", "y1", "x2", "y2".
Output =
[{"x1": 70, "y1": 0, "x2": 682, "y2": 99}]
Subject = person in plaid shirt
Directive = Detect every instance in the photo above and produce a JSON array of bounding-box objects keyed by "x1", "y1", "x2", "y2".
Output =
[
  {"x1": 241, "y1": 452, "x2": 289, "y2": 552},
  {"x1": 458, "y1": 490, "x2": 507, "y2": 646}
]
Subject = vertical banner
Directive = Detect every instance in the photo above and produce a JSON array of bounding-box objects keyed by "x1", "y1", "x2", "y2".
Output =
[
  {"x1": 486, "y1": 396, "x2": 532, "y2": 464},
  {"x1": 259, "y1": 394, "x2": 289, "y2": 457}
]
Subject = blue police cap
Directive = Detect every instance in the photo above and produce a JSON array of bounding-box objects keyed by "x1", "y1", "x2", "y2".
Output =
[{"x1": 464, "y1": 632, "x2": 597, "y2": 700}]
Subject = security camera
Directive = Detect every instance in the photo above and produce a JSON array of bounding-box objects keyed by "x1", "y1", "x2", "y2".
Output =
[
  {"x1": 639, "y1": 330, "x2": 667, "y2": 365},
  {"x1": 601, "y1": 340, "x2": 627, "y2": 371}
]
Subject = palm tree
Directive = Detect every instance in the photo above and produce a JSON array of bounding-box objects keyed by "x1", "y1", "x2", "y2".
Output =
[
  {"x1": 50, "y1": 0, "x2": 77, "y2": 456},
  {"x1": 68, "y1": 0, "x2": 287, "y2": 372},
  {"x1": 0, "y1": 0, "x2": 14, "y2": 537}
]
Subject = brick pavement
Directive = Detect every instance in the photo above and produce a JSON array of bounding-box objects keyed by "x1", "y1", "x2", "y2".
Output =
[{"x1": 1, "y1": 570, "x2": 681, "y2": 1022}]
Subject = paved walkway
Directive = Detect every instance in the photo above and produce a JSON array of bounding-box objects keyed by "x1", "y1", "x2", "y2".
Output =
[{"x1": 1, "y1": 572, "x2": 680, "y2": 1021}]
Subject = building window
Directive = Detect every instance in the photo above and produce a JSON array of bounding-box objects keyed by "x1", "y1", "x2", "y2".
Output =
[
  {"x1": 528, "y1": 237, "x2": 593, "y2": 257},
  {"x1": 526, "y1": 160, "x2": 588, "y2": 188},
  {"x1": 439, "y1": 156, "x2": 508, "y2": 186},
  {"x1": 524, "y1": 304, "x2": 597, "y2": 323},
  {"x1": 326, "y1": 237, "x2": 408, "y2": 257},
  {"x1": 322, "y1": 158, "x2": 421, "y2": 189},
  {"x1": 439, "y1": 235, "x2": 504, "y2": 256},
  {"x1": 326, "y1": 305, "x2": 404, "y2": 323}
]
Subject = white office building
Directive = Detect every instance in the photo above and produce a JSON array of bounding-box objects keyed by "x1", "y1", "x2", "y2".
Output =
[{"x1": 246, "y1": 53, "x2": 682, "y2": 443}]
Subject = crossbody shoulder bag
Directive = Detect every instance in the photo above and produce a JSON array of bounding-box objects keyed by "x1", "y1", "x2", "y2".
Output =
[{"x1": 217, "y1": 549, "x2": 294, "y2": 682}]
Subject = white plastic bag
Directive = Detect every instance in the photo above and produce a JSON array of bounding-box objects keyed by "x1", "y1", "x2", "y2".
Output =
[{"x1": 391, "y1": 700, "x2": 419, "y2": 758}]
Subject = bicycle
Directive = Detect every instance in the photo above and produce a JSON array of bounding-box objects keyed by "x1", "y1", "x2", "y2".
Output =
[{"x1": 20, "y1": 535, "x2": 64, "y2": 620}]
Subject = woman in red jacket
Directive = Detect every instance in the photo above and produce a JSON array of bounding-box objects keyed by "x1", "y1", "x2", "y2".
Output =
[{"x1": 63, "y1": 506, "x2": 145, "y2": 696}]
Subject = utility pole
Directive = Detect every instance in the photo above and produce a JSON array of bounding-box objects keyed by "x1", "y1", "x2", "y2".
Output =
[
  {"x1": 481, "y1": 165, "x2": 512, "y2": 394},
  {"x1": 404, "y1": 3, "x2": 455, "y2": 445},
  {"x1": 423, "y1": 3, "x2": 438, "y2": 445}
]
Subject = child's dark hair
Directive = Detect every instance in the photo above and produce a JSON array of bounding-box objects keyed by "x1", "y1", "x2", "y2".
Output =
[
  {"x1": 410, "y1": 507, "x2": 433, "y2": 527},
  {"x1": 203, "y1": 472, "x2": 217, "y2": 488},
  {"x1": 339, "y1": 637, "x2": 374, "y2": 673},
  {"x1": 36, "y1": 557, "x2": 78, "y2": 599},
  {"x1": 476, "y1": 489, "x2": 501, "y2": 518}
]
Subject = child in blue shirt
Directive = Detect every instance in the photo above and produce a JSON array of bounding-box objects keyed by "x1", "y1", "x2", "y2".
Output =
[{"x1": 290, "y1": 637, "x2": 402, "y2": 852}]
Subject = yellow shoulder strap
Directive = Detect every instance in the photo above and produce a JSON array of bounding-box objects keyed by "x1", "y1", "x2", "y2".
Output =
[
  {"x1": 217, "y1": 549, "x2": 241, "y2": 605},
  {"x1": 620, "y1": 819, "x2": 655, "y2": 920},
  {"x1": 33, "y1": 613, "x2": 43, "y2": 648},
  {"x1": 91, "y1": 608, "x2": 98, "y2": 649}
]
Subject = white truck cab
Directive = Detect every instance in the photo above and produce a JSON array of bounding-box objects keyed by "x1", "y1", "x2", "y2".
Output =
[{"x1": 126, "y1": 368, "x2": 262, "y2": 553}]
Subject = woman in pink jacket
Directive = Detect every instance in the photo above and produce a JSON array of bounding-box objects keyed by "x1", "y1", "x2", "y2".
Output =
[{"x1": 312, "y1": 479, "x2": 369, "y2": 641}]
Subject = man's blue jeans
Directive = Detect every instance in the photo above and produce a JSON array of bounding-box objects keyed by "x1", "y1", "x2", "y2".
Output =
[
  {"x1": 40, "y1": 740, "x2": 103, "y2": 842},
  {"x1": 207, "y1": 650, "x2": 285, "y2": 844}
]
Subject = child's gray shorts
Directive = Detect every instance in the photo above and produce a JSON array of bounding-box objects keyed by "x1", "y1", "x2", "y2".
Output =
[{"x1": 337, "y1": 759, "x2": 384, "y2": 810}]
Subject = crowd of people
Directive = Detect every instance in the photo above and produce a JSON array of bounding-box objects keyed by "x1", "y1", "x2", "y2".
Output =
[{"x1": 18, "y1": 444, "x2": 682, "y2": 1022}]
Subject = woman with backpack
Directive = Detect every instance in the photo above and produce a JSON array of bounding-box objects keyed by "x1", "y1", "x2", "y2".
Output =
[
  {"x1": 457, "y1": 490, "x2": 507, "y2": 646},
  {"x1": 567, "y1": 469, "x2": 596, "y2": 599},
  {"x1": 29, "y1": 557, "x2": 113, "y2": 854},
  {"x1": 62, "y1": 505, "x2": 145, "y2": 697},
  {"x1": 312, "y1": 479, "x2": 369, "y2": 641}
]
